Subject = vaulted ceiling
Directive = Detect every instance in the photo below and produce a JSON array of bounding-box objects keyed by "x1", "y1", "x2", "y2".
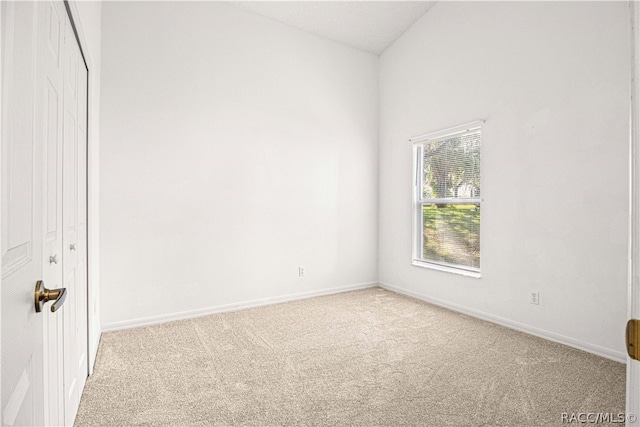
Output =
[{"x1": 230, "y1": 1, "x2": 437, "y2": 55}]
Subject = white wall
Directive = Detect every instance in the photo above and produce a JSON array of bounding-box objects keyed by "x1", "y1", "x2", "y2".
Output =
[
  {"x1": 69, "y1": 0, "x2": 102, "y2": 369},
  {"x1": 379, "y1": 1, "x2": 630, "y2": 360},
  {"x1": 99, "y1": 2, "x2": 378, "y2": 328}
]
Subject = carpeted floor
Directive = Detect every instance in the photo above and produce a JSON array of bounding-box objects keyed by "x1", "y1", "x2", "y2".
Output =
[{"x1": 74, "y1": 287, "x2": 625, "y2": 426}]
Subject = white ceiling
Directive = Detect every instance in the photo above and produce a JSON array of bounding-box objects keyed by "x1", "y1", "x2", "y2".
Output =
[{"x1": 230, "y1": 1, "x2": 437, "y2": 55}]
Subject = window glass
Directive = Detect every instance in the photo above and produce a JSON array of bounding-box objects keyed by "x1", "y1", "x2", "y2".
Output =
[{"x1": 413, "y1": 123, "x2": 482, "y2": 274}]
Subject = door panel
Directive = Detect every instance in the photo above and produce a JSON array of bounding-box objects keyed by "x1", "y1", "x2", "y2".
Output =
[
  {"x1": 1, "y1": 2, "x2": 45, "y2": 426},
  {"x1": 75, "y1": 53, "x2": 89, "y2": 401},
  {"x1": 39, "y1": 1, "x2": 66, "y2": 425},
  {"x1": 62, "y1": 14, "x2": 88, "y2": 425}
]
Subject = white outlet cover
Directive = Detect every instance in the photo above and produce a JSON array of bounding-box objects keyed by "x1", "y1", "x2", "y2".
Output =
[{"x1": 530, "y1": 292, "x2": 540, "y2": 305}]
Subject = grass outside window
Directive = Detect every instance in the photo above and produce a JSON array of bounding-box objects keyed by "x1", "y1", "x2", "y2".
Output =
[{"x1": 422, "y1": 203, "x2": 480, "y2": 269}]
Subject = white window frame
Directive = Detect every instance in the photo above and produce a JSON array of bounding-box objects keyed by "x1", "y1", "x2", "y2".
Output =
[{"x1": 411, "y1": 120, "x2": 484, "y2": 278}]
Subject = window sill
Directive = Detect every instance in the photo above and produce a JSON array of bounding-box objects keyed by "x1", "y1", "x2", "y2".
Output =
[{"x1": 411, "y1": 260, "x2": 482, "y2": 279}]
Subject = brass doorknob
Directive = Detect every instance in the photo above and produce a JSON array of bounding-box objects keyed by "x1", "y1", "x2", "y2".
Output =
[
  {"x1": 627, "y1": 319, "x2": 640, "y2": 361},
  {"x1": 34, "y1": 280, "x2": 67, "y2": 313}
]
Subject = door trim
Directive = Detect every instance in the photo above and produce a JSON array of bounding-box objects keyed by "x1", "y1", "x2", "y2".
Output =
[
  {"x1": 1, "y1": 0, "x2": 4, "y2": 411},
  {"x1": 628, "y1": 1, "x2": 640, "y2": 425},
  {"x1": 0, "y1": 1, "x2": 5, "y2": 420}
]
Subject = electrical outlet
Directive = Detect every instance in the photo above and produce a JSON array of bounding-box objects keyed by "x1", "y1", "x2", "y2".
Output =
[
  {"x1": 298, "y1": 266, "x2": 305, "y2": 277},
  {"x1": 530, "y1": 291, "x2": 540, "y2": 305}
]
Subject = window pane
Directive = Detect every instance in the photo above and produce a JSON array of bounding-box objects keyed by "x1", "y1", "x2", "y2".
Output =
[
  {"x1": 422, "y1": 130, "x2": 481, "y2": 200},
  {"x1": 422, "y1": 203, "x2": 480, "y2": 269}
]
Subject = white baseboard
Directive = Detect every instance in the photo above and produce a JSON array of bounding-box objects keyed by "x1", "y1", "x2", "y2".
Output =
[
  {"x1": 379, "y1": 282, "x2": 627, "y2": 364},
  {"x1": 102, "y1": 281, "x2": 626, "y2": 363},
  {"x1": 102, "y1": 282, "x2": 378, "y2": 332}
]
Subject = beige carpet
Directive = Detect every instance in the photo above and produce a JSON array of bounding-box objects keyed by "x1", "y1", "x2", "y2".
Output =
[{"x1": 75, "y1": 287, "x2": 625, "y2": 426}]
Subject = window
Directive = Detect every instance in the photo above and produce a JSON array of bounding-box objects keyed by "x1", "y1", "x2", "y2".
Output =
[{"x1": 411, "y1": 121, "x2": 482, "y2": 275}]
